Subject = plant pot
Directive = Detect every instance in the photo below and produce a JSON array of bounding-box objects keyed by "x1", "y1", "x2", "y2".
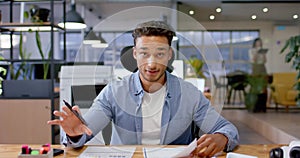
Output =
[
  {"x1": 245, "y1": 92, "x2": 267, "y2": 112},
  {"x1": 30, "y1": 8, "x2": 50, "y2": 22},
  {"x1": 254, "y1": 93, "x2": 267, "y2": 112},
  {"x1": 245, "y1": 93, "x2": 258, "y2": 112}
]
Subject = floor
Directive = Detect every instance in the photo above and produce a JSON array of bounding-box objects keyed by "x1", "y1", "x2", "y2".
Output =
[
  {"x1": 226, "y1": 119, "x2": 272, "y2": 144},
  {"x1": 221, "y1": 107, "x2": 300, "y2": 144}
]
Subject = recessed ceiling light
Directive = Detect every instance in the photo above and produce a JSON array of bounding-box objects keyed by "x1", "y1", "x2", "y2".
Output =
[
  {"x1": 251, "y1": 15, "x2": 257, "y2": 20},
  {"x1": 209, "y1": 14, "x2": 215, "y2": 20},
  {"x1": 293, "y1": 14, "x2": 298, "y2": 19},
  {"x1": 189, "y1": 10, "x2": 194, "y2": 15},
  {"x1": 216, "y1": 7, "x2": 222, "y2": 13},
  {"x1": 263, "y1": 7, "x2": 268, "y2": 13}
]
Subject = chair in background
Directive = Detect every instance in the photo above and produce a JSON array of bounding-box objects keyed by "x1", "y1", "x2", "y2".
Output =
[
  {"x1": 227, "y1": 74, "x2": 247, "y2": 105},
  {"x1": 271, "y1": 72, "x2": 298, "y2": 112},
  {"x1": 212, "y1": 74, "x2": 227, "y2": 103}
]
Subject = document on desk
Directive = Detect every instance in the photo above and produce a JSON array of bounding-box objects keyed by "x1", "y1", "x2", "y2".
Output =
[
  {"x1": 144, "y1": 139, "x2": 197, "y2": 158},
  {"x1": 78, "y1": 146, "x2": 136, "y2": 158}
]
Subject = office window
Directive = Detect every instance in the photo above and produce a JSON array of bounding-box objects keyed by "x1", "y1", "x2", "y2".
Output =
[
  {"x1": 60, "y1": 31, "x2": 133, "y2": 66},
  {"x1": 101, "y1": 32, "x2": 133, "y2": 67},
  {"x1": 62, "y1": 30, "x2": 259, "y2": 74},
  {"x1": 177, "y1": 30, "x2": 259, "y2": 74}
]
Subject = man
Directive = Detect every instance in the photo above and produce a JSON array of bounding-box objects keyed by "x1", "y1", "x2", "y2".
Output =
[{"x1": 48, "y1": 20, "x2": 239, "y2": 157}]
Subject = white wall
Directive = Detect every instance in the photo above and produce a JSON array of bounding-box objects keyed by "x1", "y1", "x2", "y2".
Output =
[
  {"x1": 93, "y1": 6, "x2": 177, "y2": 32},
  {"x1": 271, "y1": 25, "x2": 300, "y2": 73}
]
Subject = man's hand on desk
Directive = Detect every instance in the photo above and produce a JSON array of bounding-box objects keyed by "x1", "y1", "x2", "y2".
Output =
[
  {"x1": 47, "y1": 105, "x2": 93, "y2": 136},
  {"x1": 190, "y1": 133, "x2": 228, "y2": 157}
]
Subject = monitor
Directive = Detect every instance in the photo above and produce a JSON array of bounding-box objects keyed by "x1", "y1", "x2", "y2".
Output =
[{"x1": 71, "y1": 84, "x2": 106, "y2": 109}]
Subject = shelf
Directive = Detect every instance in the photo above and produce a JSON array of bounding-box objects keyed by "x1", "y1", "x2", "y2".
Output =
[
  {"x1": 0, "y1": 0, "x2": 64, "y2": 4},
  {"x1": 0, "y1": 22, "x2": 64, "y2": 32},
  {"x1": 0, "y1": 59, "x2": 66, "y2": 63}
]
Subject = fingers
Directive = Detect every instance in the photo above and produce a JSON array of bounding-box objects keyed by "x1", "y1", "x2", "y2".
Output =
[
  {"x1": 196, "y1": 134, "x2": 210, "y2": 152},
  {"x1": 200, "y1": 142, "x2": 215, "y2": 157},
  {"x1": 80, "y1": 124, "x2": 93, "y2": 136},
  {"x1": 72, "y1": 105, "x2": 81, "y2": 114},
  {"x1": 209, "y1": 148, "x2": 220, "y2": 157},
  {"x1": 47, "y1": 119, "x2": 61, "y2": 125},
  {"x1": 197, "y1": 134, "x2": 207, "y2": 145},
  {"x1": 195, "y1": 134, "x2": 222, "y2": 157},
  {"x1": 62, "y1": 106, "x2": 73, "y2": 116},
  {"x1": 53, "y1": 110, "x2": 68, "y2": 120}
]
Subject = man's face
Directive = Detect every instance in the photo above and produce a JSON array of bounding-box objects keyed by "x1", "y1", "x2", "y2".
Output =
[{"x1": 133, "y1": 36, "x2": 172, "y2": 83}]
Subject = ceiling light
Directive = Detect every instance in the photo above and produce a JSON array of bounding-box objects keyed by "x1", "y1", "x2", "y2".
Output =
[
  {"x1": 92, "y1": 43, "x2": 109, "y2": 48},
  {"x1": 216, "y1": 7, "x2": 222, "y2": 13},
  {"x1": 83, "y1": 30, "x2": 101, "y2": 45},
  {"x1": 262, "y1": 7, "x2": 268, "y2": 13},
  {"x1": 58, "y1": 0, "x2": 86, "y2": 30},
  {"x1": 209, "y1": 14, "x2": 215, "y2": 20},
  {"x1": 251, "y1": 15, "x2": 257, "y2": 20},
  {"x1": 189, "y1": 10, "x2": 194, "y2": 15},
  {"x1": 293, "y1": 14, "x2": 299, "y2": 19}
]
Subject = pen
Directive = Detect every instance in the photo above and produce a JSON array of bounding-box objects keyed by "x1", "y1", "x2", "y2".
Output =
[{"x1": 63, "y1": 100, "x2": 88, "y2": 126}]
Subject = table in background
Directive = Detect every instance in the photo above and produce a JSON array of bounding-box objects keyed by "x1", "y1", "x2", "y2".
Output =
[{"x1": 0, "y1": 144, "x2": 283, "y2": 158}]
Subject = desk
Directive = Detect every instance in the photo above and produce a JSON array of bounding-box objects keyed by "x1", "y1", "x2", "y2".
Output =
[{"x1": 0, "y1": 144, "x2": 283, "y2": 158}]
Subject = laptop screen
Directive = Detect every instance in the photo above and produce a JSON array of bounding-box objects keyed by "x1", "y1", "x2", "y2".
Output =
[{"x1": 71, "y1": 84, "x2": 106, "y2": 109}]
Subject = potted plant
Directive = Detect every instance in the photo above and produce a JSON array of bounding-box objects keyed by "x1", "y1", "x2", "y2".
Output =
[
  {"x1": 2, "y1": 6, "x2": 52, "y2": 98},
  {"x1": 186, "y1": 57, "x2": 206, "y2": 78},
  {"x1": 280, "y1": 35, "x2": 300, "y2": 106},
  {"x1": 244, "y1": 74, "x2": 268, "y2": 112}
]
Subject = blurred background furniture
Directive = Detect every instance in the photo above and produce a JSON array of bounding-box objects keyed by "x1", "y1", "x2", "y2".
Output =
[
  {"x1": 271, "y1": 72, "x2": 298, "y2": 112},
  {"x1": 212, "y1": 73, "x2": 227, "y2": 103},
  {"x1": 226, "y1": 71, "x2": 247, "y2": 105}
]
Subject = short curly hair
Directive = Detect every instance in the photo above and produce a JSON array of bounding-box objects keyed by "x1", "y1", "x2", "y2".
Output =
[{"x1": 132, "y1": 20, "x2": 176, "y2": 46}]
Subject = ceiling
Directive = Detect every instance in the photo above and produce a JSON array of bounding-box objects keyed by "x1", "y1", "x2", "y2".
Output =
[{"x1": 75, "y1": 0, "x2": 300, "y2": 25}]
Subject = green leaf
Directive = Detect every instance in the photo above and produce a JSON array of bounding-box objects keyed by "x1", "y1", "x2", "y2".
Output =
[
  {"x1": 19, "y1": 32, "x2": 24, "y2": 59},
  {"x1": 292, "y1": 56, "x2": 300, "y2": 70},
  {"x1": 297, "y1": 36, "x2": 300, "y2": 45},
  {"x1": 35, "y1": 31, "x2": 45, "y2": 59},
  {"x1": 285, "y1": 51, "x2": 295, "y2": 63},
  {"x1": 23, "y1": 11, "x2": 29, "y2": 19},
  {"x1": 290, "y1": 37, "x2": 296, "y2": 51},
  {"x1": 280, "y1": 39, "x2": 290, "y2": 53}
]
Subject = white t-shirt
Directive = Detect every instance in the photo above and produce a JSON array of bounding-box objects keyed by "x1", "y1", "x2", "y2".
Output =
[
  {"x1": 141, "y1": 85, "x2": 166, "y2": 145},
  {"x1": 249, "y1": 48, "x2": 266, "y2": 64}
]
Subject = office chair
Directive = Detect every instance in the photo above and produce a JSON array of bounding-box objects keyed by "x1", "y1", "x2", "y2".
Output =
[
  {"x1": 212, "y1": 73, "x2": 227, "y2": 103},
  {"x1": 227, "y1": 74, "x2": 247, "y2": 105}
]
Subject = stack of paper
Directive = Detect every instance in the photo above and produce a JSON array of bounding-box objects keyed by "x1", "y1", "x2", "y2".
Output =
[
  {"x1": 78, "y1": 146, "x2": 136, "y2": 158},
  {"x1": 144, "y1": 139, "x2": 197, "y2": 158}
]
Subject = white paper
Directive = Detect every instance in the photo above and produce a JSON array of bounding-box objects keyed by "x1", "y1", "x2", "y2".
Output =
[
  {"x1": 173, "y1": 138, "x2": 197, "y2": 157},
  {"x1": 143, "y1": 139, "x2": 198, "y2": 158},
  {"x1": 78, "y1": 146, "x2": 136, "y2": 158},
  {"x1": 226, "y1": 152, "x2": 258, "y2": 158},
  {"x1": 143, "y1": 147, "x2": 185, "y2": 158}
]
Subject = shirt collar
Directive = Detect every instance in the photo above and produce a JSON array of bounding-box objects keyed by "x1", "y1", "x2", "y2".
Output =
[{"x1": 132, "y1": 70, "x2": 176, "y2": 98}]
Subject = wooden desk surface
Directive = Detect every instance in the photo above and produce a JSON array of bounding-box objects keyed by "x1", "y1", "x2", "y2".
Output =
[{"x1": 0, "y1": 144, "x2": 283, "y2": 158}]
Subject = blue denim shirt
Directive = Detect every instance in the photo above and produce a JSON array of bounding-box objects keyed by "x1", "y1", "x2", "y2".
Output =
[{"x1": 63, "y1": 71, "x2": 239, "y2": 151}]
